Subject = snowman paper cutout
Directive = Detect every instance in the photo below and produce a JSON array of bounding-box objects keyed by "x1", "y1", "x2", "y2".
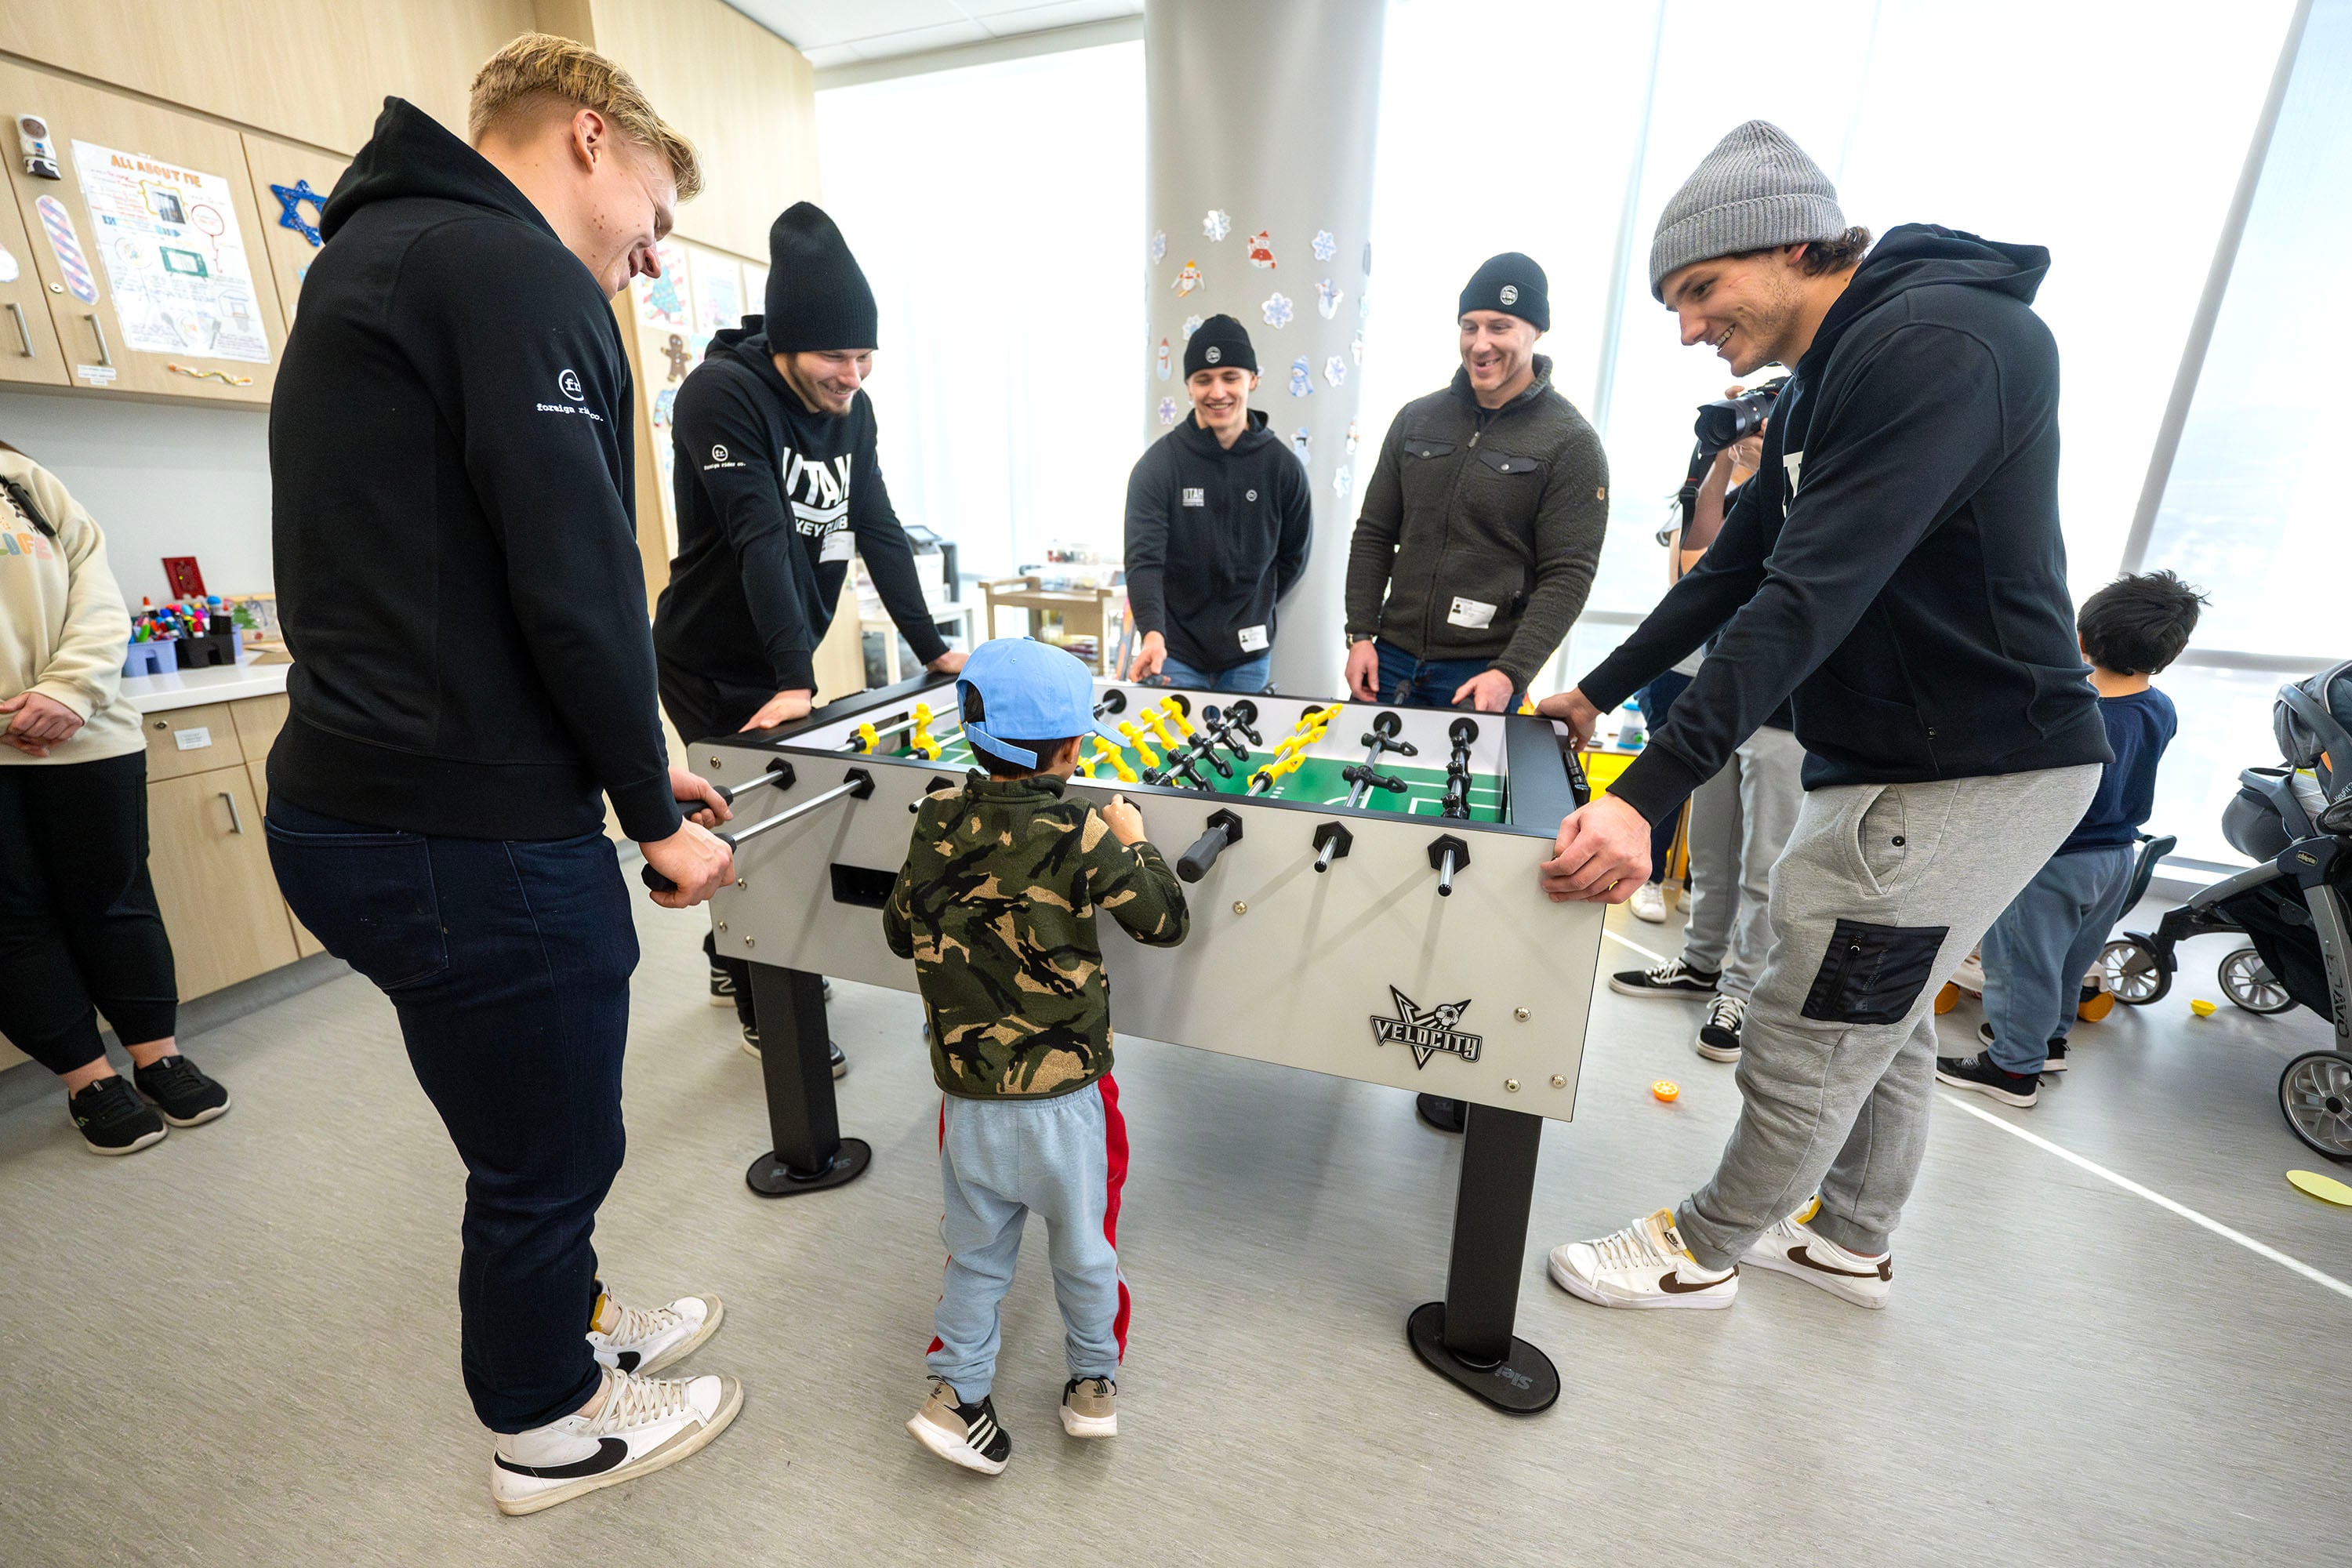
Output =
[
  {"x1": 1316, "y1": 278, "x2": 1344, "y2": 320},
  {"x1": 1345, "y1": 419, "x2": 1360, "y2": 456},
  {"x1": 1156, "y1": 338, "x2": 1171, "y2": 381},
  {"x1": 1174, "y1": 260, "x2": 1203, "y2": 297},
  {"x1": 1291, "y1": 428, "x2": 1312, "y2": 467},
  {"x1": 1287, "y1": 357, "x2": 1313, "y2": 397},
  {"x1": 1246, "y1": 229, "x2": 1276, "y2": 269}
]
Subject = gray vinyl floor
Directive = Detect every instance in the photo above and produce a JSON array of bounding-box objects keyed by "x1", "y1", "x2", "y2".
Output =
[{"x1": 2, "y1": 885, "x2": 2347, "y2": 1567}]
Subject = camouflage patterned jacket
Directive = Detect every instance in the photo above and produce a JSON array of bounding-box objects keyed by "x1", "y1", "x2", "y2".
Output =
[{"x1": 884, "y1": 772, "x2": 1189, "y2": 1099}]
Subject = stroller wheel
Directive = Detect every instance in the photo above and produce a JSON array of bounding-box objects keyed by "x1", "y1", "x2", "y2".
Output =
[
  {"x1": 2218, "y1": 947, "x2": 2295, "y2": 1014},
  {"x1": 2101, "y1": 938, "x2": 2168, "y2": 1005},
  {"x1": 2279, "y1": 1051, "x2": 2352, "y2": 1163}
]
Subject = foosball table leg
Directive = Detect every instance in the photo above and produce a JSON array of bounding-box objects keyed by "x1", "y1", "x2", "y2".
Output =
[
  {"x1": 744, "y1": 963, "x2": 873, "y2": 1197},
  {"x1": 1406, "y1": 1103, "x2": 1560, "y2": 1414}
]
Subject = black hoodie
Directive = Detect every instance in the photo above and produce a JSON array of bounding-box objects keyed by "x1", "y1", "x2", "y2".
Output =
[
  {"x1": 267, "y1": 100, "x2": 680, "y2": 844},
  {"x1": 652, "y1": 325, "x2": 946, "y2": 701},
  {"x1": 1585, "y1": 224, "x2": 2111, "y2": 825},
  {"x1": 1123, "y1": 408, "x2": 1312, "y2": 673}
]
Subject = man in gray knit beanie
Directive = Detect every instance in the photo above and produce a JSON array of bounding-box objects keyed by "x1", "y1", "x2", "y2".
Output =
[{"x1": 1530, "y1": 122, "x2": 2110, "y2": 1315}]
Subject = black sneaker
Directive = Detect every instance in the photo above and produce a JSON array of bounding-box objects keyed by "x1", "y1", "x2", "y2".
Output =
[
  {"x1": 69, "y1": 1075, "x2": 167, "y2": 1155},
  {"x1": 1608, "y1": 957, "x2": 1719, "y2": 1000},
  {"x1": 741, "y1": 1029, "x2": 848, "y2": 1079},
  {"x1": 133, "y1": 1054, "x2": 230, "y2": 1127},
  {"x1": 907, "y1": 1380, "x2": 1011, "y2": 1475},
  {"x1": 1697, "y1": 994, "x2": 1746, "y2": 1062},
  {"x1": 1976, "y1": 1023, "x2": 2067, "y2": 1076},
  {"x1": 1935, "y1": 1051, "x2": 2039, "y2": 1107},
  {"x1": 708, "y1": 965, "x2": 737, "y2": 1007}
]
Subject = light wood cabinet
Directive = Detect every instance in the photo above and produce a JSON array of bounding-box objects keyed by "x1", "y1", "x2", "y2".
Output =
[
  {"x1": 228, "y1": 691, "x2": 289, "y2": 758},
  {"x1": 0, "y1": 57, "x2": 287, "y2": 404},
  {"x1": 146, "y1": 766, "x2": 297, "y2": 1000},
  {"x1": 238, "y1": 134, "x2": 349, "y2": 328},
  {"x1": 0, "y1": 158, "x2": 68, "y2": 388},
  {"x1": 143, "y1": 702, "x2": 244, "y2": 782}
]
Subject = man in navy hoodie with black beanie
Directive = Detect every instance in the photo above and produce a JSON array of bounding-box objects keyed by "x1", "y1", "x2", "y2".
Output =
[
  {"x1": 1536, "y1": 122, "x2": 2111, "y2": 1316},
  {"x1": 267, "y1": 34, "x2": 742, "y2": 1515}
]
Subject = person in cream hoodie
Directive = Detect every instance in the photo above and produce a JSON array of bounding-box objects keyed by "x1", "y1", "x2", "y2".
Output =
[{"x1": 0, "y1": 443, "x2": 228, "y2": 1154}]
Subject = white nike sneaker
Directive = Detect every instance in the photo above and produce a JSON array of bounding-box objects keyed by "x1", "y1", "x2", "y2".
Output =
[
  {"x1": 1629, "y1": 881, "x2": 1668, "y2": 924},
  {"x1": 1548, "y1": 1208, "x2": 1737, "y2": 1309},
  {"x1": 490, "y1": 1368, "x2": 742, "y2": 1515},
  {"x1": 1737, "y1": 1197, "x2": 1893, "y2": 1308},
  {"x1": 587, "y1": 1288, "x2": 724, "y2": 1376}
]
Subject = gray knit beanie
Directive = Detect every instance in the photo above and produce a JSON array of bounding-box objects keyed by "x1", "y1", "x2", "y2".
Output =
[{"x1": 1648, "y1": 121, "x2": 1846, "y2": 299}]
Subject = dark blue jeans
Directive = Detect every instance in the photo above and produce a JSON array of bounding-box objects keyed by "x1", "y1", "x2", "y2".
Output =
[
  {"x1": 1635, "y1": 669, "x2": 1694, "y2": 884},
  {"x1": 266, "y1": 797, "x2": 635, "y2": 1432},
  {"x1": 1372, "y1": 637, "x2": 1521, "y2": 710}
]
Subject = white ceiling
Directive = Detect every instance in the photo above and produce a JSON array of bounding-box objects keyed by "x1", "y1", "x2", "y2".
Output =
[{"x1": 726, "y1": 0, "x2": 1143, "y2": 70}]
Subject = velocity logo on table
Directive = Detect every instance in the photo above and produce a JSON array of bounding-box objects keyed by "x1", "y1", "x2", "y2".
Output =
[{"x1": 1370, "y1": 988, "x2": 1482, "y2": 1068}]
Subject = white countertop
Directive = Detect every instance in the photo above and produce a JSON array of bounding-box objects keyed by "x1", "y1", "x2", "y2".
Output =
[{"x1": 122, "y1": 654, "x2": 289, "y2": 715}]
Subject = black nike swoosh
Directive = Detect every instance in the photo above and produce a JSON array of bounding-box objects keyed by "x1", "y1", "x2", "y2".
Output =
[
  {"x1": 614, "y1": 1350, "x2": 641, "y2": 1373},
  {"x1": 494, "y1": 1437, "x2": 629, "y2": 1479}
]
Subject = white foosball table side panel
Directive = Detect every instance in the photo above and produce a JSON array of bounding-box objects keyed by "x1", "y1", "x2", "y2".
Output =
[{"x1": 696, "y1": 739, "x2": 1605, "y2": 1123}]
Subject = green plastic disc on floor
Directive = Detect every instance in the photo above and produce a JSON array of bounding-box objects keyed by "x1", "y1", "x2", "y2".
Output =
[{"x1": 2286, "y1": 1170, "x2": 2352, "y2": 1207}]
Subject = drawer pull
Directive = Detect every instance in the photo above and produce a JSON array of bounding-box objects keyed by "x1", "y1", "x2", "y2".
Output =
[
  {"x1": 85, "y1": 314, "x2": 112, "y2": 368},
  {"x1": 6, "y1": 303, "x2": 31, "y2": 358},
  {"x1": 220, "y1": 791, "x2": 245, "y2": 834}
]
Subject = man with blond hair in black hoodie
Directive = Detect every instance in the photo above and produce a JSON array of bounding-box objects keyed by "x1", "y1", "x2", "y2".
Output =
[{"x1": 269, "y1": 34, "x2": 742, "y2": 1514}]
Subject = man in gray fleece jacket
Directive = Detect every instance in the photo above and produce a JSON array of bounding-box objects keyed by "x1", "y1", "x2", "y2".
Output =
[{"x1": 1343, "y1": 252, "x2": 1610, "y2": 712}]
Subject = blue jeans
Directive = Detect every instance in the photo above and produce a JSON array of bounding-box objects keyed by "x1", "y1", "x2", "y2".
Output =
[
  {"x1": 928, "y1": 1079, "x2": 1127, "y2": 1401},
  {"x1": 266, "y1": 797, "x2": 636, "y2": 1432},
  {"x1": 1149, "y1": 650, "x2": 1272, "y2": 693},
  {"x1": 1635, "y1": 670, "x2": 1694, "y2": 883},
  {"x1": 1978, "y1": 844, "x2": 2136, "y2": 1075},
  {"x1": 1372, "y1": 637, "x2": 1519, "y2": 710}
]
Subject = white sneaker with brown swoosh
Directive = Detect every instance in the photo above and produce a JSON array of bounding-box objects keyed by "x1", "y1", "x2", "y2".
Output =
[
  {"x1": 1548, "y1": 1208, "x2": 1737, "y2": 1309},
  {"x1": 1738, "y1": 1197, "x2": 1892, "y2": 1308}
]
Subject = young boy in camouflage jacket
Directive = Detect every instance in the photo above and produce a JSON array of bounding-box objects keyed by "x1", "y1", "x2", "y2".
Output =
[{"x1": 884, "y1": 638, "x2": 1189, "y2": 1475}]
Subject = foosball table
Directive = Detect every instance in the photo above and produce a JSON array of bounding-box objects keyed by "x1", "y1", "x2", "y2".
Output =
[{"x1": 666, "y1": 670, "x2": 1606, "y2": 1413}]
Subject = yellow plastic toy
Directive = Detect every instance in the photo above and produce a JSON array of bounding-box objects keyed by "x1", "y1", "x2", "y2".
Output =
[
  {"x1": 1250, "y1": 751, "x2": 1305, "y2": 793},
  {"x1": 1090, "y1": 737, "x2": 1138, "y2": 783},
  {"x1": 1117, "y1": 722, "x2": 1160, "y2": 769},
  {"x1": 1653, "y1": 1080, "x2": 1680, "y2": 1102},
  {"x1": 910, "y1": 733, "x2": 942, "y2": 761},
  {"x1": 852, "y1": 721, "x2": 880, "y2": 753},
  {"x1": 1159, "y1": 698, "x2": 1196, "y2": 739},
  {"x1": 1144, "y1": 709, "x2": 1180, "y2": 750},
  {"x1": 2190, "y1": 999, "x2": 2218, "y2": 1017},
  {"x1": 2287, "y1": 1169, "x2": 2352, "y2": 1207}
]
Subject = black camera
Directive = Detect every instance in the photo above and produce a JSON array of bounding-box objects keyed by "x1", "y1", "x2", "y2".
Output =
[{"x1": 1692, "y1": 377, "x2": 1785, "y2": 457}]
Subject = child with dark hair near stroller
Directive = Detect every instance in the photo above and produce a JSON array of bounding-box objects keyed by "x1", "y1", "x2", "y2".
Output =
[{"x1": 1939, "y1": 571, "x2": 2209, "y2": 1106}]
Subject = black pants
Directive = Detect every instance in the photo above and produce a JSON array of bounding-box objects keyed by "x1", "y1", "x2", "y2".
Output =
[
  {"x1": 267, "y1": 797, "x2": 631, "y2": 1432},
  {"x1": 0, "y1": 751, "x2": 177, "y2": 1074},
  {"x1": 659, "y1": 666, "x2": 769, "y2": 1029}
]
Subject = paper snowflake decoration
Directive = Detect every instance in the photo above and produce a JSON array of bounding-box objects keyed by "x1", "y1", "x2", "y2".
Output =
[
  {"x1": 1157, "y1": 396, "x2": 1178, "y2": 426},
  {"x1": 1324, "y1": 355, "x2": 1347, "y2": 388},
  {"x1": 1333, "y1": 463, "x2": 1353, "y2": 499},
  {"x1": 1287, "y1": 356, "x2": 1314, "y2": 397},
  {"x1": 1150, "y1": 228, "x2": 1167, "y2": 262},
  {"x1": 1316, "y1": 278, "x2": 1344, "y2": 320},
  {"x1": 1204, "y1": 209, "x2": 1231, "y2": 241},
  {"x1": 1312, "y1": 229, "x2": 1338, "y2": 262},
  {"x1": 1181, "y1": 314, "x2": 1204, "y2": 339},
  {"x1": 1261, "y1": 292, "x2": 1294, "y2": 329}
]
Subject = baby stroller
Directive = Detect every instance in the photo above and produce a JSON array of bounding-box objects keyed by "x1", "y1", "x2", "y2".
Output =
[{"x1": 2102, "y1": 662, "x2": 2352, "y2": 1160}]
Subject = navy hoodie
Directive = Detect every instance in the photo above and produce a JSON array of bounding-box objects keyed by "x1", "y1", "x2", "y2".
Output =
[
  {"x1": 1585, "y1": 224, "x2": 2111, "y2": 823},
  {"x1": 1123, "y1": 408, "x2": 1312, "y2": 674},
  {"x1": 652, "y1": 325, "x2": 946, "y2": 700},
  {"x1": 269, "y1": 100, "x2": 681, "y2": 844}
]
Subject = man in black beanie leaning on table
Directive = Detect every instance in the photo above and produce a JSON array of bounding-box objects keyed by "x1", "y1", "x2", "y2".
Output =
[{"x1": 654, "y1": 200, "x2": 967, "y2": 1066}]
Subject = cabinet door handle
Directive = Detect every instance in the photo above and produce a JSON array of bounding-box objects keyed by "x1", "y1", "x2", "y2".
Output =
[
  {"x1": 85, "y1": 313, "x2": 111, "y2": 368},
  {"x1": 5, "y1": 303, "x2": 31, "y2": 358},
  {"x1": 219, "y1": 791, "x2": 245, "y2": 834}
]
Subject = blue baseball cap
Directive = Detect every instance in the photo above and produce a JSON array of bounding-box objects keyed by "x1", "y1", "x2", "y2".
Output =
[{"x1": 956, "y1": 637, "x2": 1095, "y2": 770}]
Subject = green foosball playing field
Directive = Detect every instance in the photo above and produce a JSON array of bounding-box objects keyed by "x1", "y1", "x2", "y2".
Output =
[{"x1": 851, "y1": 696, "x2": 1506, "y2": 822}]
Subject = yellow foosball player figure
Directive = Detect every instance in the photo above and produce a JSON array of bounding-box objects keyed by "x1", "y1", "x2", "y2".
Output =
[
  {"x1": 853, "y1": 721, "x2": 881, "y2": 754},
  {"x1": 1143, "y1": 707, "x2": 1181, "y2": 752},
  {"x1": 1157, "y1": 699, "x2": 1196, "y2": 740},
  {"x1": 1117, "y1": 721, "x2": 1160, "y2": 770},
  {"x1": 1089, "y1": 737, "x2": 1138, "y2": 783}
]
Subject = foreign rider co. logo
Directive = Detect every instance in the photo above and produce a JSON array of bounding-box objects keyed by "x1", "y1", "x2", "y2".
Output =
[{"x1": 1370, "y1": 988, "x2": 1482, "y2": 1069}]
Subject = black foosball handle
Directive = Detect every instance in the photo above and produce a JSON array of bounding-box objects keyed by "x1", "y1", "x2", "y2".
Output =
[{"x1": 1177, "y1": 808, "x2": 1245, "y2": 883}]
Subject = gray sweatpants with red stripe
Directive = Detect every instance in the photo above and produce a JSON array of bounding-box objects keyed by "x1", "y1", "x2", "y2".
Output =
[{"x1": 928, "y1": 1077, "x2": 1129, "y2": 1401}]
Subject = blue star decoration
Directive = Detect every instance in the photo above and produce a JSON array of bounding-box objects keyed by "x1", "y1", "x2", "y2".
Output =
[{"x1": 271, "y1": 179, "x2": 328, "y2": 246}]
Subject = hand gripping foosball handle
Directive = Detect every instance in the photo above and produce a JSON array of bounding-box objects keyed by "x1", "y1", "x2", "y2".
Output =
[
  {"x1": 1118, "y1": 723, "x2": 1160, "y2": 769},
  {"x1": 1177, "y1": 808, "x2": 1245, "y2": 883}
]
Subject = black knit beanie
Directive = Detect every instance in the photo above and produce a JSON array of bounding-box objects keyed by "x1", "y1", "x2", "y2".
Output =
[
  {"x1": 1182, "y1": 313, "x2": 1258, "y2": 378},
  {"x1": 764, "y1": 201, "x2": 879, "y2": 352},
  {"x1": 1458, "y1": 252, "x2": 1550, "y2": 332}
]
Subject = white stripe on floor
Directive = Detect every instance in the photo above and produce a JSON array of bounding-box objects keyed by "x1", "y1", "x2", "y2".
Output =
[
  {"x1": 1604, "y1": 927, "x2": 1671, "y2": 966},
  {"x1": 1936, "y1": 1091, "x2": 2352, "y2": 1303}
]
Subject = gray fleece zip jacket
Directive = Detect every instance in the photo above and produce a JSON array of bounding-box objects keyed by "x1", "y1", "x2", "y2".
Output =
[{"x1": 1344, "y1": 355, "x2": 1610, "y2": 690}]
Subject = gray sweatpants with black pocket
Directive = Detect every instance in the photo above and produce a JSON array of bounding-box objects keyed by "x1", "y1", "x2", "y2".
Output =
[{"x1": 1675, "y1": 764, "x2": 2102, "y2": 1269}]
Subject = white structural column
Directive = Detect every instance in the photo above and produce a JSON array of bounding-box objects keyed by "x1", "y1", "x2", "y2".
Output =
[{"x1": 1143, "y1": 0, "x2": 1385, "y2": 697}]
